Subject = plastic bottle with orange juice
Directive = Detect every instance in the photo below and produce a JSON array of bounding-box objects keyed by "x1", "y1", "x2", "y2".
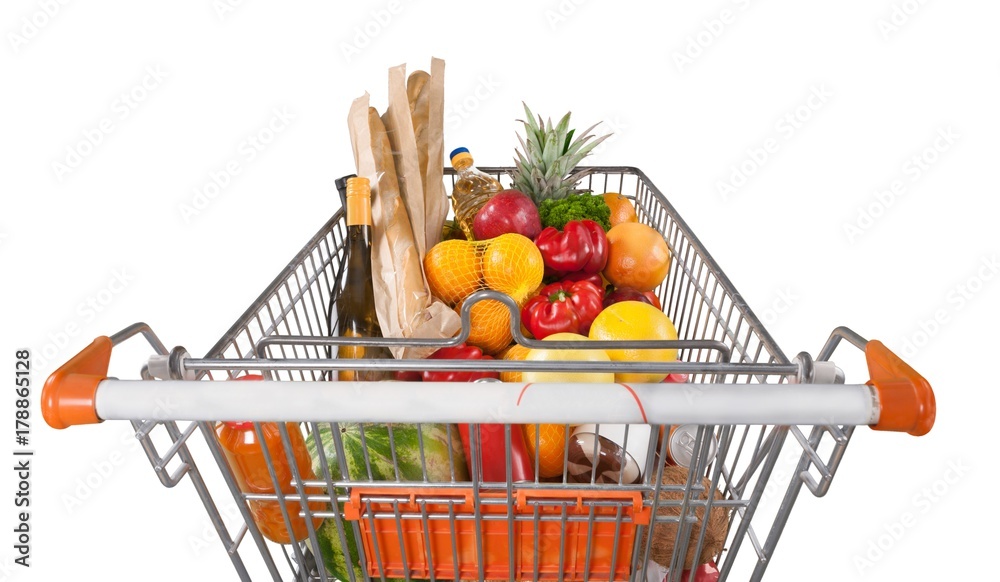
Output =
[{"x1": 215, "y1": 375, "x2": 324, "y2": 544}]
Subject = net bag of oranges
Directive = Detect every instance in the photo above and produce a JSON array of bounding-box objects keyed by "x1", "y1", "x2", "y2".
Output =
[{"x1": 423, "y1": 233, "x2": 544, "y2": 354}]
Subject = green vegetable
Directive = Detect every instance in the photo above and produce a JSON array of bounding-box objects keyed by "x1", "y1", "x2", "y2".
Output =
[
  {"x1": 537, "y1": 194, "x2": 612, "y2": 231},
  {"x1": 304, "y1": 423, "x2": 468, "y2": 581}
]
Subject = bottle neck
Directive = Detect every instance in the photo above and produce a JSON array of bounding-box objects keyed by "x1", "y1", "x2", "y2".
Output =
[
  {"x1": 452, "y1": 158, "x2": 474, "y2": 171},
  {"x1": 345, "y1": 177, "x2": 372, "y2": 227},
  {"x1": 346, "y1": 195, "x2": 372, "y2": 227}
]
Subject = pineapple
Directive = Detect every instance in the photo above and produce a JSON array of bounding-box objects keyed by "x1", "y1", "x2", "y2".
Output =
[{"x1": 511, "y1": 102, "x2": 611, "y2": 204}]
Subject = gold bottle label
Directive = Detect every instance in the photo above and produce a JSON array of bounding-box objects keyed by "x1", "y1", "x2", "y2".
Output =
[{"x1": 337, "y1": 329, "x2": 362, "y2": 381}]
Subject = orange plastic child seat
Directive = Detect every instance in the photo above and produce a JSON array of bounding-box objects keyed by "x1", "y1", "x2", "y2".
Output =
[{"x1": 345, "y1": 486, "x2": 650, "y2": 581}]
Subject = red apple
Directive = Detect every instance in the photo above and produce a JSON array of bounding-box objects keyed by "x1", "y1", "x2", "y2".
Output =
[
  {"x1": 602, "y1": 286, "x2": 654, "y2": 309},
  {"x1": 642, "y1": 290, "x2": 662, "y2": 310},
  {"x1": 472, "y1": 190, "x2": 542, "y2": 240}
]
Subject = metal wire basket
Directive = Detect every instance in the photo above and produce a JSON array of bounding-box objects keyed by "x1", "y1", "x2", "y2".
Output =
[{"x1": 42, "y1": 167, "x2": 935, "y2": 581}]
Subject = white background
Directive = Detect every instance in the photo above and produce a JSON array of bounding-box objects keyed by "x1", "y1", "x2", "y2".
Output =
[{"x1": 2, "y1": 0, "x2": 998, "y2": 580}]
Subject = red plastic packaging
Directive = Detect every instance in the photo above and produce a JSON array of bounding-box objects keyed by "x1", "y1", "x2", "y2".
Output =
[
  {"x1": 459, "y1": 422, "x2": 535, "y2": 483},
  {"x1": 646, "y1": 561, "x2": 719, "y2": 582},
  {"x1": 416, "y1": 346, "x2": 536, "y2": 483},
  {"x1": 674, "y1": 562, "x2": 720, "y2": 582}
]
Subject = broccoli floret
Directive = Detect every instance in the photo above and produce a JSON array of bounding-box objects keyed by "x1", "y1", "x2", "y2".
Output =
[{"x1": 538, "y1": 194, "x2": 612, "y2": 231}]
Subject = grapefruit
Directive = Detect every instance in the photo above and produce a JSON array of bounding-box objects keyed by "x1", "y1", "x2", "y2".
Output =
[{"x1": 589, "y1": 301, "x2": 678, "y2": 383}]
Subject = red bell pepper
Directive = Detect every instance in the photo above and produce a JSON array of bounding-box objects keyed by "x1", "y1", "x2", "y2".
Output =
[
  {"x1": 521, "y1": 280, "x2": 605, "y2": 339},
  {"x1": 423, "y1": 345, "x2": 498, "y2": 383},
  {"x1": 534, "y1": 219, "x2": 608, "y2": 277},
  {"x1": 392, "y1": 345, "x2": 499, "y2": 382},
  {"x1": 393, "y1": 370, "x2": 423, "y2": 382},
  {"x1": 560, "y1": 270, "x2": 604, "y2": 289}
]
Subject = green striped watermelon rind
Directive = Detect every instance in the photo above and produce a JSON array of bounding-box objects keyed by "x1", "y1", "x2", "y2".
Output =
[{"x1": 305, "y1": 422, "x2": 468, "y2": 581}]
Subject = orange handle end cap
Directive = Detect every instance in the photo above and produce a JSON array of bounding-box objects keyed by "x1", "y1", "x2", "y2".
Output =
[
  {"x1": 41, "y1": 336, "x2": 112, "y2": 430},
  {"x1": 866, "y1": 340, "x2": 935, "y2": 436}
]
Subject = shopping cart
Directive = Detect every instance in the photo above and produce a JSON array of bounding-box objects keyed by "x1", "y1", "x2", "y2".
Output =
[{"x1": 42, "y1": 167, "x2": 934, "y2": 582}]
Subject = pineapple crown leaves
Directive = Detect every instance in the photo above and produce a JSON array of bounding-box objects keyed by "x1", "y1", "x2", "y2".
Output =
[{"x1": 511, "y1": 102, "x2": 611, "y2": 203}]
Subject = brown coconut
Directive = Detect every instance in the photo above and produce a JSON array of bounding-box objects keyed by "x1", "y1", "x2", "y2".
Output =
[{"x1": 641, "y1": 465, "x2": 730, "y2": 567}]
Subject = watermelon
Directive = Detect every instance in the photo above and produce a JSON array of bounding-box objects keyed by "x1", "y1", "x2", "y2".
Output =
[{"x1": 305, "y1": 423, "x2": 468, "y2": 581}]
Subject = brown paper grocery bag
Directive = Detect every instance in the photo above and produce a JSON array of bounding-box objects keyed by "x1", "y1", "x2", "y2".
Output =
[{"x1": 348, "y1": 93, "x2": 460, "y2": 359}]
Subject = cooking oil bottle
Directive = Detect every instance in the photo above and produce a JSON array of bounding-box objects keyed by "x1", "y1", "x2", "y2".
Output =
[{"x1": 449, "y1": 147, "x2": 502, "y2": 240}]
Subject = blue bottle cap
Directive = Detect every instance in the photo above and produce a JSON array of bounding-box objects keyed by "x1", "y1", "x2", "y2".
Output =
[{"x1": 449, "y1": 147, "x2": 470, "y2": 160}]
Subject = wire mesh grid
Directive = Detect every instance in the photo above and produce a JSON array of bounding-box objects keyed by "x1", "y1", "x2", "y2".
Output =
[{"x1": 136, "y1": 167, "x2": 854, "y2": 582}]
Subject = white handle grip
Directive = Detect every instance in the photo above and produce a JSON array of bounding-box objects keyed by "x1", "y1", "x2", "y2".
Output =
[{"x1": 94, "y1": 380, "x2": 879, "y2": 426}]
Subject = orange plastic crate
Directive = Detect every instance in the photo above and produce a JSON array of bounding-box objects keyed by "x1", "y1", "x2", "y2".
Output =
[{"x1": 344, "y1": 486, "x2": 651, "y2": 581}]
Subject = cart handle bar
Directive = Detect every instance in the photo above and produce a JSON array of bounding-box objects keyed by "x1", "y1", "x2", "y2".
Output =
[
  {"x1": 81, "y1": 380, "x2": 874, "y2": 427},
  {"x1": 42, "y1": 330, "x2": 935, "y2": 436}
]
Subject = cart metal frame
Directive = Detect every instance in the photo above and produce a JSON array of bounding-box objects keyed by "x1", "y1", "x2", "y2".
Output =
[{"x1": 42, "y1": 167, "x2": 934, "y2": 582}]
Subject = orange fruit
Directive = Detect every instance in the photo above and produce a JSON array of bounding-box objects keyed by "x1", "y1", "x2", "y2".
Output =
[
  {"x1": 523, "y1": 423, "x2": 570, "y2": 478},
  {"x1": 459, "y1": 298, "x2": 512, "y2": 355},
  {"x1": 498, "y1": 344, "x2": 530, "y2": 382},
  {"x1": 424, "y1": 240, "x2": 481, "y2": 306},
  {"x1": 481, "y1": 234, "x2": 544, "y2": 303},
  {"x1": 603, "y1": 222, "x2": 671, "y2": 292},
  {"x1": 602, "y1": 192, "x2": 638, "y2": 226},
  {"x1": 588, "y1": 301, "x2": 678, "y2": 383}
]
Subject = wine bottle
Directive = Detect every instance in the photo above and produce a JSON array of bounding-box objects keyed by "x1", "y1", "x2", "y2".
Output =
[
  {"x1": 325, "y1": 174, "x2": 356, "y2": 378},
  {"x1": 332, "y1": 176, "x2": 391, "y2": 381}
]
